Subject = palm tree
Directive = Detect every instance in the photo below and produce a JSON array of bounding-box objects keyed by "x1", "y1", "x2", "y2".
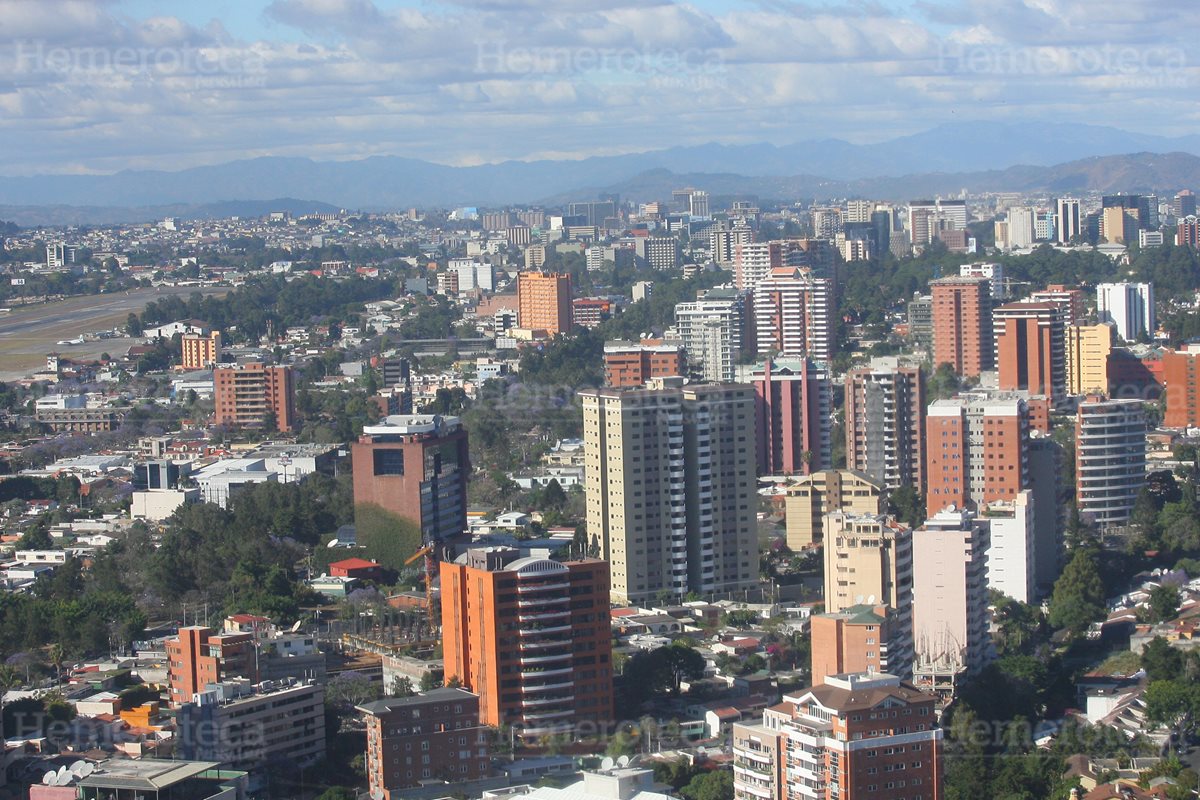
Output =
[{"x1": 0, "y1": 664, "x2": 21, "y2": 739}]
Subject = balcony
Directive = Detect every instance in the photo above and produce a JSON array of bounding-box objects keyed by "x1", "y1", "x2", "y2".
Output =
[
  {"x1": 517, "y1": 596, "x2": 566, "y2": 608},
  {"x1": 520, "y1": 666, "x2": 573, "y2": 679},
  {"x1": 521, "y1": 694, "x2": 574, "y2": 707},
  {"x1": 522, "y1": 709, "x2": 574, "y2": 723},
  {"x1": 519, "y1": 652, "x2": 572, "y2": 665},
  {"x1": 518, "y1": 609, "x2": 570, "y2": 623},
  {"x1": 519, "y1": 624, "x2": 572, "y2": 636},
  {"x1": 516, "y1": 581, "x2": 570, "y2": 594},
  {"x1": 522, "y1": 680, "x2": 575, "y2": 693}
]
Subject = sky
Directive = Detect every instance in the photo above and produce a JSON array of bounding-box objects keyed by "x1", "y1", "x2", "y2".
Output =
[{"x1": 0, "y1": 0, "x2": 1197, "y2": 175}]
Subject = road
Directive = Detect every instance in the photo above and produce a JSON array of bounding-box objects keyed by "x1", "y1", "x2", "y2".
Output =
[{"x1": 0, "y1": 285, "x2": 227, "y2": 381}]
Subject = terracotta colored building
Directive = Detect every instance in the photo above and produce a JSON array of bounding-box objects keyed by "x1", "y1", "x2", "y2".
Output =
[
  {"x1": 359, "y1": 688, "x2": 490, "y2": 797},
  {"x1": 166, "y1": 626, "x2": 254, "y2": 706},
  {"x1": 810, "y1": 605, "x2": 894, "y2": 686},
  {"x1": 992, "y1": 301, "x2": 1065, "y2": 402},
  {"x1": 180, "y1": 331, "x2": 221, "y2": 370},
  {"x1": 602, "y1": 340, "x2": 685, "y2": 387},
  {"x1": 931, "y1": 276, "x2": 992, "y2": 377},
  {"x1": 733, "y1": 673, "x2": 943, "y2": 800},
  {"x1": 213, "y1": 362, "x2": 295, "y2": 432},
  {"x1": 925, "y1": 394, "x2": 1028, "y2": 517},
  {"x1": 440, "y1": 547, "x2": 612, "y2": 737},
  {"x1": 330, "y1": 557, "x2": 386, "y2": 582},
  {"x1": 752, "y1": 358, "x2": 832, "y2": 476},
  {"x1": 351, "y1": 414, "x2": 470, "y2": 545},
  {"x1": 517, "y1": 271, "x2": 572, "y2": 334},
  {"x1": 1162, "y1": 344, "x2": 1200, "y2": 428}
]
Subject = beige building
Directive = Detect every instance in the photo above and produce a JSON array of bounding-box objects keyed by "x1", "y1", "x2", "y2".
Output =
[
  {"x1": 582, "y1": 378, "x2": 758, "y2": 604},
  {"x1": 1066, "y1": 322, "x2": 1114, "y2": 396},
  {"x1": 783, "y1": 470, "x2": 885, "y2": 550},
  {"x1": 822, "y1": 511, "x2": 913, "y2": 671}
]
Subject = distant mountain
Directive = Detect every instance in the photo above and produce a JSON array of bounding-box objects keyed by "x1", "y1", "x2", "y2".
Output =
[
  {"x1": 3, "y1": 123, "x2": 1200, "y2": 225},
  {"x1": 0, "y1": 198, "x2": 342, "y2": 227}
]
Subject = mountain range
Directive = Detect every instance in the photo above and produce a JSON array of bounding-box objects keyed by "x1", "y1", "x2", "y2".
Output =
[{"x1": 2, "y1": 122, "x2": 1199, "y2": 225}]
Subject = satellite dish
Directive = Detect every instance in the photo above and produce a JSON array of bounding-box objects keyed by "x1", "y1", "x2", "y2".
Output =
[
  {"x1": 80, "y1": 763, "x2": 95, "y2": 777},
  {"x1": 371, "y1": 790, "x2": 385, "y2": 800},
  {"x1": 70, "y1": 761, "x2": 88, "y2": 777},
  {"x1": 866, "y1": 595, "x2": 876, "y2": 605},
  {"x1": 601, "y1": 757, "x2": 615, "y2": 770},
  {"x1": 57, "y1": 766, "x2": 70, "y2": 779},
  {"x1": 42, "y1": 771, "x2": 57, "y2": 785},
  {"x1": 617, "y1": 756, "x2": 630, "y2": 767},
  {"x1": 55, "y1": 772, "x2": 73, "y2": 786},
  {"x1": 290, "y1": 620, "x2": 303, "y2": 633}
]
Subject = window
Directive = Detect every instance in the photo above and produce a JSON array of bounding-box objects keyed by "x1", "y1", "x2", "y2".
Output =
[{"x1": 373, "y1": 449, "x2": 404, "y2": 475}]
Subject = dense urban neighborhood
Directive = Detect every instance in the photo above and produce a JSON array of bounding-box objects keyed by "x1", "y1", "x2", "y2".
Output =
[{"x1": 3, "y1": 187, "x2": 1200, "y2": 800}]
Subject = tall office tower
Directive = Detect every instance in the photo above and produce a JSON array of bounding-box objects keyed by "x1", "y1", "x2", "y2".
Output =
[
  {"x1": 907, "y1": 200, "x2": 937, "y2": 244},
  {"x1": 752, "y1": 268, "x2": 836, "y2": 362},
  {"x1": 959, "y1": 262, "x2": 1007, "y2": 301},
  {"x1": 568, "y1": 200, "x2": 618, "y2": 228},
  {"x1": 992, "y1": 301, "x2": 1066, "y2": 402},
  {"x1": 925, "y1": 394, "x2": 1028, "y2": 517},
  {"x1": 1029, "y1": 284, "x2": 1085, "y2": 325},
  {"x1": 733, "y1": 673, "x2": 942, "y2": 800},
  {"x1": 810, "y1": 206, "x2": 843, "y2": 239},
  {"x1": 810, "y1": 605, "x2": 895, "y2": 686},
  {"x1": 524, "y1": 244, "x2": 547, "y2": 270},
  {"x1": 1164, "y1": 344, "x2": 1200, "y2": 428},
  {"x1": 822, "y1": 511, "x2": 914, "y2": 673},
  {"x1": 930, "y1": 276, "x2": 993, "y2": 377},
  {"x1": 351, "y1": 414, "x2": 470, "y2": 544},
  {"x1": 783, "y1": 469, "x2": 885, "y2": 550},
  {"x1": 936, "y1": 198, "x2": 968, "y2": 230},
  {"x1": 981, "y1": 490, "x2": 1037, "y2": 604},
  {"x1": 845, "y1": 199, "x2": 874, "y2": 223},
  {"x1": 1065, "y1": 323, "x2": 1115, "y2": 396},
  {"x1": 481, "y1": 210, "x2": 515, "y2": 231},
  {"x1": 1007, "y1": 207, "x2": 1035, "y2": 249},
  {"x1": 1055, "y1": 197, "x2": 1082, "y2": 243},
  {"x1": 671, "y1": 188, "x2": 694, "y2": 213},
  {"x1": 581, "y1": 379, "x2": 758, "y2": 604},
  {"x1": 1076, "y1": 397, "x2": 1147, "y2": 528},
  {"x1": 674, "y1": 288, "x2": 749, "y2": 383},
  {"x1": 213, "y1": 362, "x2": 296, "y2": 432},
  {"x1": 1101, "y1": 206, "x2": 1137, "y2": 244},
  {"x1": 1096, "y1": 282, "x2": 1155, "y2": 342},
  {"x1": 912, "y1": 507, "x2": 993, "y2": 693},
  {"x1": 181, "y1": 331, "x2": 221, "y2": 370},
  {"x1": 1175, "y1": 190, "x2": 1198, "y2": 219},
  {"x1": 380, "y1": 357, "x2": 411, "y2": 388},
  {"x1": 360, "y1": 688, "x2": 491, "y2": 797},
  {"x1": 515, "y1": 209, "x2": 546, "y2": 228},
  {"x1": 871, "y1": 208, "x2": 895, "y2": 254},
  {"x1": 907, "y1": 294, "x2": 933, "y2": 349},
  {"x1": 602, "y1": 340, "x2": 686, "y2": 387},
  {"x1": 450, "y1": 259, "x2": 495, "y2": 292},
  {"x1": 517, "y1": 271, "x2": 573, "y2": 334},
  {"x1": 642, "y1": 235, "x2": 681, "y2": 270},
  {"x1": 1103, "y1": 194, "x2": 1150, "y2": 228},
  {"x1": 733, "y1": 240, "x2": 784, "y2": 291},
  {"x1": 711, "y1": 223, "x2": 753, "y2": 266},
  {"x1": 992, "y1": 219, "x2": 1010, "y2": 251},
  {"x1": 440, "y1": 547, "x2": 613, "y2": 736},
  {"x1": 689, "y1": 190, "x2": 710, "y2": 218},
  {"x1": 1178, "y1": 215, "x2": 1200, "y2": 248},
  {"x1": 752, "y1": 359, "x2": 832, "y2": 476},
  {"x1": 844, "y1": 357, "x2": 926, "y2": 492},
  {"x1": 166, "y1": 626, "x2": 254, "y2": 706}
]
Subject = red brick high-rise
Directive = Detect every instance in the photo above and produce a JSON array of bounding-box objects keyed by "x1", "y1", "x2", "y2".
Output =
[
  {"x1": 517, "y1": 271, "x2": 572, "y2": 334},
  {"x1": 602, "y1": 340, "x2": 685, "y2": 387},
  {"x1": 165, "y1": 626, "x2": 254, "y2": 706},
  {"x1": 752, "y1": 358, "x2": 832, "y2": 476},
  {"x1": 1162, "y1": 344, "x2": 1200, "y2": 429},
  {"x1": 931, "y1": 277, "x2": 992, "y2": 377},
  {"x1": 925, "y1": 394, "x2": 1029, "y2": 517},
  {"x1": 213, "y1": 362, "x2": 295, "y2": 432},
  {"x1": 992, "y1": 301, "x2": 1065, "y2": 402}
]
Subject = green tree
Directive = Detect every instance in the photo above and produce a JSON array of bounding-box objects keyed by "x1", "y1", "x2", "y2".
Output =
[
  {"x1": 1048, "y1": 547, "x2": 1106, "y2": 634},
  {"x1": 680, "y1": 770, "x2": 734, "y2": 800},
  {"x1": 1149, "y1": 585, "x2": 1181, "y2": 623},
  {"x1": 1142, "y1": 637, "x2": 1185, "y2": 683}
]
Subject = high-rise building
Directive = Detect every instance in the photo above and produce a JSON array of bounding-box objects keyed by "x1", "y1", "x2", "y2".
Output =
[
  {"x1": 581, "y1": 379, "x2": 758, "y2": 603},
  {"x1": 359, "y1": 688, "x2": 491, "y2": 797},
  {"x1": 524, "y1": 244, "x2": 547, "y2": 270},
  {"x1": 810, "y1": 605, "x2": 895, "y2": 686},
  {"x1": 925, "y1": 394, "x2": 1028, "y2": 517},
  {"x1": 810, "y1": 206, "x2": 843, "y2": 239},
  {"x1": 1174, "y1": 190, "x2": 1197, "y2": 219},
  {"x1": 930, "y1": 277, "x2": 993, "y2": 377},
  {"x1": 907, "y1": 294, "x2": 933, "y2": 349},
  {"x1": 166, "y1": 626, "x2": 255, "y2": 706},
  {"x1": 482, "y1": 210, "x2": 515, "y2": 231},
  {"x1": 441, "y1": 547, "x2": 612, "y2": 736},
  {"x1": 1076, "y1": 397, "x2": 1147, "y2": 528},
  {"x1": 734, "y1": 241, "x2": 784, "y2": 291},
  {"x1": 959, "y1": 262, "x2": 1007, "y2": 301},
  {"x1": 752, "y1": 359, "x2": 832, "y2": 476},
  {"x1": 1101, "y1": 206, "x2": 1137, "y2": 244},
  {"x1": 689, "y1": 190, "x2": 710, "y2": 218},
  {"x1": 351, "y1": 414, "x2": 470, "y2": 544},
  {"x1": 640, "y1": 236, "x2": 681, "y2": 270},
  {"x1": 602, "y1": 340, "x2": 686, "y2": 387},
  {"x1": 783, "y1": 470, "x2": 886, "y2": 550},
  {"x1": 181, "y1": 331, "x2": 221, "y2": 370},
  {"x1": 1006, "y1": 206, "x2": 1035, "y2": 249},
  {"x1": 1178, "y1": 215, "x2": 1200, "y2": 248},
  {"x1": 823, "y1": 511, "x2": 913, "y2": 672},
  {"x1": 845, "y1": 357, "x2": 926, "y2": 492},
  {"x1": 907, "y1": 200, "x2": 937, "y2": 245},
  {"x1": 1065, "y1": 323, "x2": 1114, "y2": 396},
  {"x1": 992, "y1": 301, "x2": 1066, "y2": 402},
  {"x1": 752, "y1": 268, "x2": 836, "y2": 363},
  {"x1": 1029, "y1": 284, "x2": 1085, "y2": 325},
  {"x1": 451, "y1": 259, "x2": 496, "y2": 292},
  {"x1": 1096, "y1": 282, "x2": 1155, "y2": 342},
  {"x1": 912, "y1": 507, "x2": 993, "y2": 692},
  {"x1": 1163, "y1": 344, "x2": 1200, "y2": 428},
  {"x1": 213, "y1": 362, "x2": 295, "y2": 432},
  {"x1": 1055, "y1": 197, "x2": 1082, "y2": 243},
  {"x1": 846, "y1": 199, "x2": 875, "y2": 224},
  {"x1": 674, "y1": 288, "x2": 748, "y2": 383},
  {"x1": 711, "y1": 223, "x2": 753, "y2": 266},
  {"x1": 517, "y1": 271, "x2": 573, "y2": 334},
  {"x1": 733, "y1": 673, "x2": 943, "y2": 800},
  {"x1": 981, "y1": 490, "x2": 1037, "y2": 604}
]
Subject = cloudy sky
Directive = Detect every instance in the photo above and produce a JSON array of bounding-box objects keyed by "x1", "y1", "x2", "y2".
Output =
[{"x1": 0, "y1": 0, "x2": 1197, "y2": 175}]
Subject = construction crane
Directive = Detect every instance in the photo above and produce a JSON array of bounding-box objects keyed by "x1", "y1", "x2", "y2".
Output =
[{"x1": 404, "y1": 543, "x2": 436, "y2": 629}]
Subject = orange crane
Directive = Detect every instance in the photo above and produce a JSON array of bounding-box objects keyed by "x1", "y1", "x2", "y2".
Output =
[{"x1": 404, "y1": 543, "x2": 436, "y2": 629}]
